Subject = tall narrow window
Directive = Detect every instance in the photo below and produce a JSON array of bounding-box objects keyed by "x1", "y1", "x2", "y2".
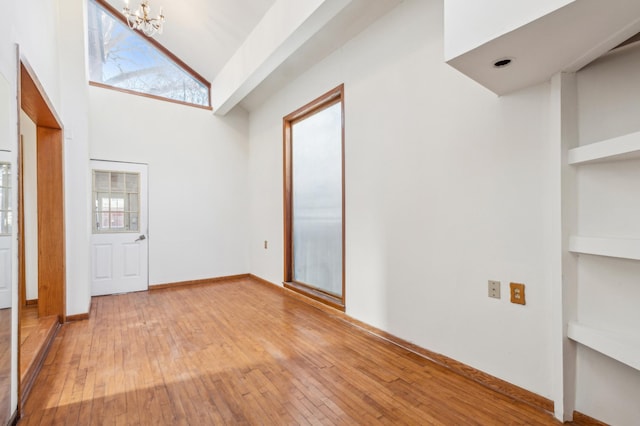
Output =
[
  {"x1": 87, "y1": 0, "x2": 210, "y2": 108},
  {"x1": 284, "y1": 85, "x2": 345, "y2": 310}
]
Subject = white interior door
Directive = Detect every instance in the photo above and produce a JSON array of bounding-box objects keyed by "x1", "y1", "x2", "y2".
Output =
[
  {"x1": 0, "y1": 155, "x2": 11, "y2": 309},
  {"x1": 90, "y1": 160, "x2": 148, "y2": 296}
]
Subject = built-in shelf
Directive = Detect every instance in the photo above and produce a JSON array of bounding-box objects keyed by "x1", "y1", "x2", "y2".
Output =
[
  {"x1": 568, "y1": 130, "x2": 640, "y2": 165},
  {"x1": 569, "y1": 236, "x2": 640, "y2": 260},
  {"x1": 568, "y1": 322, "x2": 640, "y2": 371}
]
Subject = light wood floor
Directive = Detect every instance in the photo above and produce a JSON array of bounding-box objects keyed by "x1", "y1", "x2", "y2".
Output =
[
  {"x1": 20, "y1": 278, "x2": 580, "y2": 425},
  {"x1": 20, "y1": 305, "x2": 58, "y2": 386}
]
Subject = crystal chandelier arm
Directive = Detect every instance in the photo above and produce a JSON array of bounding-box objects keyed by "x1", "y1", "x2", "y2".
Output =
[{"x1": 121, "y1": 0, "x2": 164, "y2": 37}]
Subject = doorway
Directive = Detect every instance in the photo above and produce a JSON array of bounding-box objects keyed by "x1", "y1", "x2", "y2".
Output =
[
  {"x1": 283, "y1": 85, "x2": 346, "y2": 310},
  {"x1": 18, "y1": 59, "x2": 66, "y2": 407},
  {"x1": 90, "y1": 160, "x2": 148, "y2": 296}
]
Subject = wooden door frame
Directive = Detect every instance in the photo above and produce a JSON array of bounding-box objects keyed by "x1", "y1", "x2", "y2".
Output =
[{"x1": 17, "y1": 57, "x2": 66, "y2": 321}]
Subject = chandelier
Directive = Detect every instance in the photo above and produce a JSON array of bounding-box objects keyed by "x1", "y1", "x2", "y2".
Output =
[{"x1": 122, "y1": 0, "x2": 165, "y2": 37}]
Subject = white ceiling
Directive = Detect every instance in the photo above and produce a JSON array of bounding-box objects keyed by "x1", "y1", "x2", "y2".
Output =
[
  {"x1": 239, "y1": 0, "x2": 402, "y2": 111},
  {"x1": 105, "y1": 0, "x2": 403, "y2": 112},
  {"x1": 446, "y1": 0, "x2": 640, "y2": 96},
  {"x1": 102, "y1": 1, "x2": 640, "y2": 112},
  {"x1": 104, "y1": 0, "x2": 277, "y2": 82}
]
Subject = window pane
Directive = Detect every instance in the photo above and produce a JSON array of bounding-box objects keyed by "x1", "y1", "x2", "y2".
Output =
[
  {"x1": 128, "y1": 193, "x2": 138, "y2": 212},
  {"x1": 0, "y1": 211, "x2": 9, "y2": 235},
  {"x1": 94, "y1": 212, "x2": 110, "y2": 232},
  {"x1": 125, "y1": 173, "x2": 139, "y2": 192},
  {"x1": 2, "y1": 189, "x2": 9, "y2": 210},
  {"x1": 87, "y1": 0, "x2": 209, "y2": 107},
  {"x1": 94, "y1": 171, "x2": 110, "y2": 192},
  {"x1": 0, "y1": 163, "x2": 10, "y2": 235},
  {"x1": 292, "y1": 102, "x2": 342, "y2": 296},
  {"x1": 95, "y1": 192, "x2": 110, "y2": 212},
  {"x1": 110, "y1": 212, "x2": 124, "y2": 229},
  {"x1": 111, "y1": 173, "x2": 125, "y2": 192},
  {"x1": 0, "y1": 164, "x2": 10, "y2": 187},
  {"x1": 129, "y1": 213, "x2": 139, "y2": 232}
]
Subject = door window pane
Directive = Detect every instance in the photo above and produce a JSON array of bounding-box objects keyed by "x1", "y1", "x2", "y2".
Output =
[
  {"x1": 0, "y1": 163, "x2": 11, "y2": 235},
  {"x1": 291, "y1": 102, "x2": 343, "y2": 297},
  {"x1": 94, "y1": 171, "x2": 109, "y2": 191},
  {"x1": 93, "y1": 170, "x2": 140, "y2": 233},
  {"x1": 111, "y1": 173, "x2": 125, "y2": 191},
  {"x1": 125, "y1": 173, "x2": 138, "y2": 192},
  {"x1": 128, "y1": 194, "x2": 138, "y2": 212}
]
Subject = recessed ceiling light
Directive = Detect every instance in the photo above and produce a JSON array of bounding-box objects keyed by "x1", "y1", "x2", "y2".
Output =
[{"x1": 493, "y1": 58, "x2": 513, "y2": 68}]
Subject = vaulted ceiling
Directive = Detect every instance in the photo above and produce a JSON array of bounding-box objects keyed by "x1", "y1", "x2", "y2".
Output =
[
  {"x1": 103, "y1": 0, "x2": 277, "y2": 83},
  {"x1": 102, "y1": 0, "x2": 640, "y2": 115},
  {"x1": 102, "y1": 0, "x2": 402, "y2": 113}
]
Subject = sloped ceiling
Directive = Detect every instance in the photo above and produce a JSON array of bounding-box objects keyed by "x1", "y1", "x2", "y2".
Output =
[
  {"x1": 103, "y1": 0, "x2": 277, "y2": 83},
  {"x1": 103, "y1": 0, "x2": 640, "y2": 111},
  {"x1": 101, "y1": 0, "x2": 401, "y2": 113}
]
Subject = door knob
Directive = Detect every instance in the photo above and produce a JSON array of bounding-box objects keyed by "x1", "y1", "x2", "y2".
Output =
[{"x1": 135, "y1": 234, "x2": 146, "y2": 242}]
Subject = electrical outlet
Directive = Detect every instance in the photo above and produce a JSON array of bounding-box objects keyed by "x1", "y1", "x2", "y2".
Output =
[
  {"x1": 510, "y1": 282, "x2": 526, "y2": 305},
  {"x1": 488, "y1": 280, "x2": 500, "y2": 299}
]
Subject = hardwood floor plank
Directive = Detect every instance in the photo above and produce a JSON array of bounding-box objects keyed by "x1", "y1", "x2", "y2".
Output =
[{"x1": 20, "y1": 278, "x2": 597, "y2": 425}]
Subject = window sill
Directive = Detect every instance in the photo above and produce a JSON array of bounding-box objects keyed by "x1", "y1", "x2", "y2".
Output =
[{"x1": 89, "y1": 81, "x2": 213, "y2": 111}]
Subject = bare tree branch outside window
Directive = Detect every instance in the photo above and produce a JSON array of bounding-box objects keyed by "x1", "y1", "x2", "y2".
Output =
[{"x1": 87, "y1": 0, "x2": 209, "y2": 107}]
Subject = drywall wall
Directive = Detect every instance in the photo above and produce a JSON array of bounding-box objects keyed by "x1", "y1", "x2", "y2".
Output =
[
  {"x1": 0, "y1": 0, "x2": 71, "y2": 415},
  {"x1": 0, "y1": 0, "x2": 64, "y2": 415},
  {"x1": 248, "y1": 0, "x2": 555, "y2": 399},
  {"x1": 57, "y1": 0, "x2": 92, "y2": 317},
  {"x1": 15, "y1": 1, "x2": 63, "y2": 111},
  {"x1": 0, "y1": 74, "x2": 10, "y2": 152},
  {"x1": 19, "y1": 111, "x2": 38, "y2": 302},
  {"x1": 444, "y1": 0, "x2": 574, "y2": 60},
  {"x1": 0, "y1": 0, "x2": 95, "y2": 411},
  {"x1": 574, "y1": 45, "x2": 640, "y2": 425},
  {"x1": 89, "y1": 88, "x2": 250, "y2": 285}
]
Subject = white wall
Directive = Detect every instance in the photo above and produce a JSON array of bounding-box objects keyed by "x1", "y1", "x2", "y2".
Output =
[
  {"x1": 248, "y1": 0, "x2": 556, "y2": 399},
  {"x1": 15, "y1": 1, "x2": 63, "y2": 111},
  {"x1": 0, "y1": 0, "x2": 63, "y2": 416},
  {"x1": 89, "y1": 88, "x2": 250, "y2": 285},
  {"x1": 574, "y1": 45, "x2": 640, "y2": 425},
  {"x1": 0, "y1": 0, "x2": 95, "y2": 411},
  {"x1": 19, "y1": 111, "x2": 38, "y2": 301},
  {"x1": 444, "y1": 0, "x2": 574, "y2": 60},
  {"x1": 0, "y1": 74, "x2": 10, "y2": 152},
  {"x1": 57, "y1": 0, "x2": 92, "y2": 317}
]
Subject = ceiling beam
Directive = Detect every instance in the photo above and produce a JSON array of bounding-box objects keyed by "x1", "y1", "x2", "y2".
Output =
[{"x1": 211, "y1": 0, "x2": 352, "y2": 116}]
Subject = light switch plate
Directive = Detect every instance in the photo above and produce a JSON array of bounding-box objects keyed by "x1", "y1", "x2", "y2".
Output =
[{"x1": 488, "y1": 280, "x2": 501, "y2": 299}]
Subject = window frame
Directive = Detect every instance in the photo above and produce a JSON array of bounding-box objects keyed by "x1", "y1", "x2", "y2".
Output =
[
  {"x1": 283, "y1": 84, "x2": 345, "y2": 311},
  {"x1": 88, "y1": 0, "x2": 212, "y2": 110}
]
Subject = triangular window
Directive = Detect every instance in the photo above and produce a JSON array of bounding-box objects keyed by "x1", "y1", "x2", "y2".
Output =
[{"x1": 87, "y1": 0, "x2": 210, "y2": 108}]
